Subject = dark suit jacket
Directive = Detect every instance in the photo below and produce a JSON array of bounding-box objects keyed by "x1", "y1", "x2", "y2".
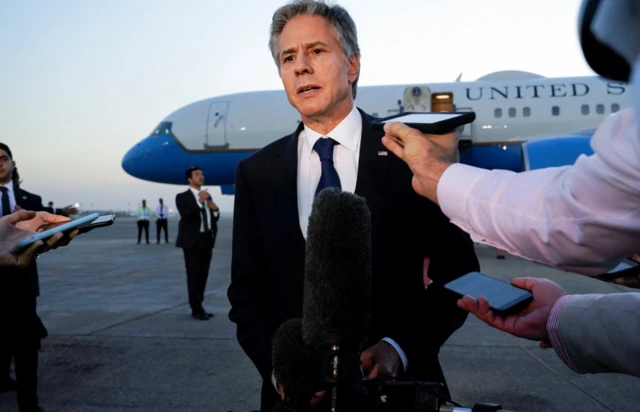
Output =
[
  {"x1": 0, "y1": 187, "x2": 46, "y2": 346},
  {"x1": 228, "y1": 109, "x2": 480, "y2": 399},
  {"x1": 14, "y1": 187, "x2": 45, "y2": 297},
  {"x1": 175, "y1": 189, "x2": 219, "y2": 249}
]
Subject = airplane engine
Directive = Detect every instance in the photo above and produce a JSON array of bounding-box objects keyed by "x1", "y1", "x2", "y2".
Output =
[{"x1": 521, "y1": 135, "x2": 594, "y2": 171}]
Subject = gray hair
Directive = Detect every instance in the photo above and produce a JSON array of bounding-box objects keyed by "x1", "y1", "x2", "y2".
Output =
[{"x1": 269, "y1": 0, "x2": 361, "y2": 99}]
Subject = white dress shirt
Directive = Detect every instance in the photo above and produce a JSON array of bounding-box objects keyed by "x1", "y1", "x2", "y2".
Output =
[
  {"x1": 296, "y1": 105, "x2": 409, "y2": 372},
  {"x1": 189, "y1": 187, "x2": 218, "y2": 232},
  {"x1": 438, "y1": 107, "x2": 640, "y2": 276},
  {"x1": 0, "y1": 180, "x2": 17, "y2": 216},
  {"x1": 156, "y1": 204, "x2": 168, "y2": 219}
]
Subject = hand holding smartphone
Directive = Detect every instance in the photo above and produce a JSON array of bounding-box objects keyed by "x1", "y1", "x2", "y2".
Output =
[
  {"x1": 454, "y1": 276, "x2": 568, "y2": 345},
  {"x1": 445, "y1": 272, "x2": 533, "y2": 316},
  {"x1": 10, "y1": 213, "x2": 116, "y2": 254}
]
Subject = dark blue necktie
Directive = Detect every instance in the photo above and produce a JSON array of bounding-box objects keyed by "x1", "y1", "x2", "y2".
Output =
[
  {"x1": 0, "y1": 187, "x2": 10, "y2": 217},
  {"x1": 314, "y1": 137, "x2": 341, "y2": 196}
]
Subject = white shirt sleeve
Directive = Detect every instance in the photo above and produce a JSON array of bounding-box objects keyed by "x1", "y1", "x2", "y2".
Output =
[{"x1": 437, "y1": 108, "x2": 640, "y2": 276}]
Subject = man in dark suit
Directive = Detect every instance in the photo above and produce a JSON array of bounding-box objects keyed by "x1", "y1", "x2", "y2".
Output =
[
  {"x1": 0, "y1": 142, "x2": 53, "y2": 411},
  {"x1": 175, "y1": 167, "x2": 220, "y2": 321},
  {"x1": 42, "y1": 202, "x2": 54, "y2": 214},
  {"x1": 227, "y1": 2, "x2": 480, "y2": 410},
  {"x1": 42, "y1": 201, "x2": 76, "y2": 217}
]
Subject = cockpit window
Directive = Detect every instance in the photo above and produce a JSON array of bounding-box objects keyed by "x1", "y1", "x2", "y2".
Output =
[{"x1": 150, "y1": 121, "x2": 173, "y2": 137}]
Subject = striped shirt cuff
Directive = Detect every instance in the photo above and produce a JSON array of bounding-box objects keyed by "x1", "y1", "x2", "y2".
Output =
[
  {"x1": 381, "y1": 337, "x2": 409, "y2": 373},
  {"x1": 546, "y1": 295, "x2": 587, "y2": 374}
]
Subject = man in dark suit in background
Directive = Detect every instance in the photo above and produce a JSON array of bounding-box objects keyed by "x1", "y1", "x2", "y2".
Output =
[
  {"x1": 226, "y1": 1, "x2": 480, "y2": 410},
  {"x1": 42, "y1": 202, "x2": 54, "y2": 214},
  {"x1": 42, "y1": 202, "x2": 76, "y2": 217},
  {"x1": 0, "y1": 142, "x2": 76, "y2": 411},
  {"x1": 175, "y1": 167, "x2": 220, "y2": 321}
]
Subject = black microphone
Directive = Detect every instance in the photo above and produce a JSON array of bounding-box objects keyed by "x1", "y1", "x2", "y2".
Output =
[
  {"x1": 302, "y1": 187, "x2": 372, "y2": 350},
  {"x1": 272, "y1": 187, "x2": 373, "y2": 411},
  {"x1": 272, "y1": 319, "x2": 317, "y2": 409},
  {"x1": 302, "y1": 187, "x2": 373, "y2": 409}
]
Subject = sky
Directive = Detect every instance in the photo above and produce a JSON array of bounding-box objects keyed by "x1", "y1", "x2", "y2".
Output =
[{"x1": 0, "y1": 0, "x2": 594, "y2": 214}]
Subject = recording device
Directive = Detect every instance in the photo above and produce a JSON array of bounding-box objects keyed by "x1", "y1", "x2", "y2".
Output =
[
  {"x1": 371, "y1": 112, "x2": 476, "y2": 135},
  {"x1": 444, "y1": 272, "x2": 533, "y2": 316},
  {"x1": 273, "y1": 187, "x2": 372, "y2": 411},
  {"x1": 10, "y1": 212, "x2": 100, "y2": 254},
  {"x1": 302, "y1": 187, "x2": 373, "y2": 410}
]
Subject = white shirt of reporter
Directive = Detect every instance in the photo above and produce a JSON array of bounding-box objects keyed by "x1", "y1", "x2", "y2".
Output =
[{"x1": 438, "y1": 106, "x2": 640, "y2": 276}]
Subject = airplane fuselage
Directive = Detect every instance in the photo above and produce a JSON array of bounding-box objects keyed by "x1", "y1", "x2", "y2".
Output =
[{"x1": 122, "y1": 73, "x2": 632, "y2": 191}]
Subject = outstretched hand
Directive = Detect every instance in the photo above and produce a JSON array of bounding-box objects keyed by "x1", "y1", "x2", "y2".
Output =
[{"x1": 456, "y1": 277, "x2": 567, "y2": 347}]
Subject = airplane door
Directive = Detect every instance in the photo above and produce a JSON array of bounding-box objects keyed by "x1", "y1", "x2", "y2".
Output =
[
  {"x1": 205, "y1": 101, "x2": 230, "y2": 149},
  {"x1": 403, "y1": 86, "x2": 431, "y2": 112},
  {"x1": 456, "y1": 107, "x2": 474, "y2": 140}
]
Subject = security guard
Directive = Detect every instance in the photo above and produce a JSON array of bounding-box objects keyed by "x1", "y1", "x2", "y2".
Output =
[{"x1": 137, "y1": 199, "x2": 152, "y2": 244}]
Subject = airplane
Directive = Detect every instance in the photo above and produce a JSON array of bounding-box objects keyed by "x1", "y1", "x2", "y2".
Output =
[{"x1": 121, "y1": 70, "x2": 632, "y2": 195}]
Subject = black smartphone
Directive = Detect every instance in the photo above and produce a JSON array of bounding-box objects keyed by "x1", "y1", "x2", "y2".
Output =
[
  {"x1": 594, "y1": 257, "x2": 640, "y2": 287},
  {"x1": 371, "y1": 111, "x2": 476, "y2": 135},
  {"x1": 77, "y1": 214, "x2": 116, "y2": 233},
  {"x1": 444, "y1": 272, "x2": 533, "y2": 316}
]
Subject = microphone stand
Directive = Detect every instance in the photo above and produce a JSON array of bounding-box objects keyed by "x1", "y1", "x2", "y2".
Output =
[
  {"x1": 317, "y1": 338, "x2": 370, "y2": 412},
  {"x1": 329, "y1": 344, "x2": 339, "y2": 411}
]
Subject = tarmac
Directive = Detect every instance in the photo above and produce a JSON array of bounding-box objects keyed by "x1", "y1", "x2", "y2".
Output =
[{"x1": 1, "y1": 215, "x2": 638, "y2": 412}]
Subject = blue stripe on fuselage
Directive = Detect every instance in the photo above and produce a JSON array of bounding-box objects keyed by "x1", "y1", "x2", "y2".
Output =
[{"x1": 123, "y1": 134, "x2": 528, "y2": 186}]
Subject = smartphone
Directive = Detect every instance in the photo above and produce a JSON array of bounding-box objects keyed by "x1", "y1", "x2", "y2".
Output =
[
  {"x1": 77, "y1": 214, "x2": 116, "y2": 233},
  {"x1": 594, "y1": 257, "x2": 640, "y2": 284},
  {"x1": 371, "y1": 111, "x2": 476, "y2": 135},
  {"x1": 37, "y1": 214, "x2": 116, "y2": 234},
  {"x1": 10, "y1": 212, "x2": 100, "y2": 254},
  {"x1": 444, "y1": 271, "x2": 533, "y2": 316}
]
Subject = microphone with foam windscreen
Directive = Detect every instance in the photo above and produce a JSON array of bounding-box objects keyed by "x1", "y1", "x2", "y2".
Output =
[
  {"x1": 302, "y1": 187, "x2": 373, "y2": 410},
  {"x1": 302, "y1": 187, "x2": 372, "y2": 350},
  {"x1": 272, "y1": 187, "x2": 373, "y2": 411},
  {"x1": 272, "y1": 319, "x2": 318, "y2": 410}
]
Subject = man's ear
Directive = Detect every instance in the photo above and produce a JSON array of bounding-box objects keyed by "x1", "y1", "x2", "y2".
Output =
[{"x1": 347, "y1": 53, "x2": 360, "y2": 83}]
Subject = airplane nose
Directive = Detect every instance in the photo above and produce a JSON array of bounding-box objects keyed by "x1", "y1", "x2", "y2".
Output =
[{"x1": 122, "y1": 144, "x2": 141, "y2": 176}]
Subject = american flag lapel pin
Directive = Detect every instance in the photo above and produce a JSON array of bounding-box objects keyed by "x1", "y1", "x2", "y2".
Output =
[{"x1": 378, "y1": 151, "x2": 388, "y2": 156}]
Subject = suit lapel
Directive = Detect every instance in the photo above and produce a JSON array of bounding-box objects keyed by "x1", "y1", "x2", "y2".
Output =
[
  {"x1": 354, "y1": 109, "x2": 391, "y2": 220},
  {"x1": 14, "y1": 188, "x2": 28, "y2": 209},
  {"x1": 277, "y1": 122, "x2": 306, "y2": 245},
  {"x1": 186, "y1": 190, "x2": 198, "y2": 209},
  {"x1": 275, "y1": 111, "x2": 389, "y2": 246}
]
